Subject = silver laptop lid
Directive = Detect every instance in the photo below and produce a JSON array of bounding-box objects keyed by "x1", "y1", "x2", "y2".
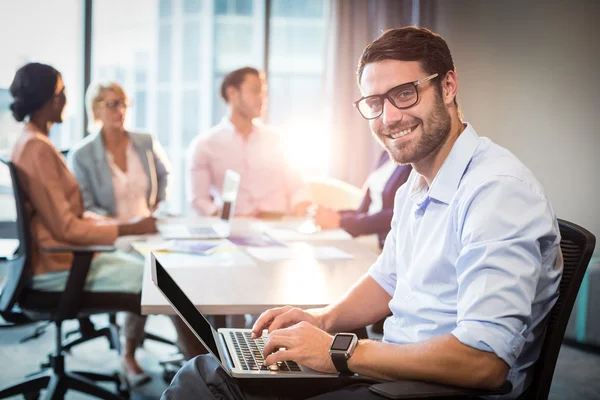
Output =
[
  {"x1": 150, "y1": 253, "x2": 227, "y2": 369},
  {"x1": 220, "y1": 169, "x2": 240, "y2": 223}
]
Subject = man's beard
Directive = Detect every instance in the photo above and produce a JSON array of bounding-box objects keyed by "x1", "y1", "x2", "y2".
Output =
[{"x1": 377, "y1": 94, "x2": 452, "y2": 165}]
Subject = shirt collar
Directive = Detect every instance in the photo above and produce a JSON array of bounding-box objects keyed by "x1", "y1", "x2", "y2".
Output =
[
  {"x1": 428, "y1": 123, "x2": 480, "y2": 204},
  {"x1": 407, "y1": 123, "x2": 479, "y2": 206},
  {"x1": 220, "y1": 116, "x2": 261, "y2": 137}
]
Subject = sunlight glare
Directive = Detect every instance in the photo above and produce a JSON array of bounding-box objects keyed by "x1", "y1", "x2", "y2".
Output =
[{"x1": 281, "y1": 120, "x2": 330, "y2": 178}]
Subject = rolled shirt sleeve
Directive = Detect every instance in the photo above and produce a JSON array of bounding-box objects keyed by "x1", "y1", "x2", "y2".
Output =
[
  {"x1": 368, "y1": 189, "x2": 403, "y2": 296},
  {"x1": 451, "y1": 176, "x2": 559, "y2": 367}
]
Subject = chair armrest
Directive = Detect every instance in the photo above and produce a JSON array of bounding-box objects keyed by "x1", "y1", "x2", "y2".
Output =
[
  {"x1": 42, "y1": 245, "x2": 116, "y2": 253},
  {"x1": 368, "y1": 379, "x2": 512, "y2": 399},
  {"x1": 41, "y1": 245, "x2": 115, "y2": 320}
]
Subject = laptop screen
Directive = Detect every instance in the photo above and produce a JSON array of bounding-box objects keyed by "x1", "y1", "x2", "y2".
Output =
[
  {"x1": 221, "y1": 201, "x2": 232, "y2": 222},
  {"x1": 150, "y1": 253, "x2": 222, "y2": 362},
  {"x1": 220, "y1": 169, "x2": 240, "y2": 222}
]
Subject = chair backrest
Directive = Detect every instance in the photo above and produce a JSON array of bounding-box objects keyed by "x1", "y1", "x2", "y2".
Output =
[
  {"x1": 306, "y1": 177, "x2": 364, "y2": 210},
  {"x1": 0, "y1": 158, "x2": 33, "y2": 316},
  {"x1": 520, "y1": 219, "x2": 596, "y2": 400}
]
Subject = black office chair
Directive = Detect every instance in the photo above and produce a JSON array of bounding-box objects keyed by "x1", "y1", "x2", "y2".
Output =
[
  {"x1": 367, "y1": 219, "x2": 596, "y2": 399},
  {"x1": 0, "y1": 159, "x2": 129, "y2": 399}
]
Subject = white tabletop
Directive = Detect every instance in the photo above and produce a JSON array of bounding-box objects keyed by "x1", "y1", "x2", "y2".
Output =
[{"x1": 140, "y1": 217, "x2": 380, "y2": 315}]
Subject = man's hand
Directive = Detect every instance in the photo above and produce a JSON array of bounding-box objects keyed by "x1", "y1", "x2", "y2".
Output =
[
  {"x1": 291, "y1": 201, "x2": 312, "y2": 217},
  {"x1": 262, "y1": 322, "x2": 336, "y2": 373},
  {"x1": 315, "y1": 206, "x2": 341, "y2": 229},
  {"x1": 251, "y1": 306, "x2": 326, "y2": 339}
]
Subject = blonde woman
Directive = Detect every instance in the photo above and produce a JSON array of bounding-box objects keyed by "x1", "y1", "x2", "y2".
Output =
[
  {"x1": 69, "y1": 82, "x2": 170, "y2": 220},
  {"x1": 68, "y1": 82, "x2": 205, "y2": 383}
]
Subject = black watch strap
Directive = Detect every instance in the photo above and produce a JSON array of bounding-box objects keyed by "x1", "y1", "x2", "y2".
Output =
[{"x1": 331, "y1": 352, "x2": 353, "y2": 376}]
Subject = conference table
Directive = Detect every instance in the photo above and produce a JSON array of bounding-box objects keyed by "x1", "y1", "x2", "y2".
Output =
[{"x1": 137, "y1": 217, "x2": 380, "y2": 316}]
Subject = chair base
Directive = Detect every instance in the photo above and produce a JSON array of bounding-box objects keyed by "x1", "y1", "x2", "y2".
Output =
[
  {"x1": 0, "y1": 370, "x2": 128, "y2": 400},
  {"x1": 63, "y1": 317, "x2": 121, "y2": 354},
  {"x1": 63, "y1": 316, "x2": 178, "y2": 353}
]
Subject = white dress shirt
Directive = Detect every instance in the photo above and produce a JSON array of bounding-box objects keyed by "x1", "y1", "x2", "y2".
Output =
[{"x1": 187, "y1": 117, "x2": 310, "y2": 216}]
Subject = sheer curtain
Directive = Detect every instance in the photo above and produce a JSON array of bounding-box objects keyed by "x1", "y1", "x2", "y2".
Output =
[{"x1": 323, "y1": 0, "x2": 429, "y2": 186}]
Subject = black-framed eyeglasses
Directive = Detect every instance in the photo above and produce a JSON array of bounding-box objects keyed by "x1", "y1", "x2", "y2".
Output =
[{"x1": 353, "y1": 73, "x2": 439, "y2": 120}]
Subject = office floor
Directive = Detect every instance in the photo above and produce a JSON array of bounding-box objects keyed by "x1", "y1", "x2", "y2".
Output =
[{"x1": 1, "y1": 314, "x2": 599, "y2": 400}]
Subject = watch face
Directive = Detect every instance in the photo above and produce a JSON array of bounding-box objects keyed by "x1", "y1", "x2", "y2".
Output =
[{"x1": 331, "y1": 334, "x2": 354, "y2": 351}]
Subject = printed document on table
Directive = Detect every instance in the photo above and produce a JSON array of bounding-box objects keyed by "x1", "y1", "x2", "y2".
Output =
[
  {"x1": 152, "y1": 248, "x2": 256, "y2": 269},
  {"x1": 246, "y1": 245, "x2": 353, "y2": 262},
  {"x1": 265, "y1": 228, "x2": 352, "y2": 241}
]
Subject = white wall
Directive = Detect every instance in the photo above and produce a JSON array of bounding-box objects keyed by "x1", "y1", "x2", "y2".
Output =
[{"x1": 432, "y1": 0, "x2": 600, "y2": 256}]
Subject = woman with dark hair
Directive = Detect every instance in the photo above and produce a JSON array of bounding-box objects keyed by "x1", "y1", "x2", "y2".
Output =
[{"x1": 8, "y1": 62, "x2": 176, "y2": 387}]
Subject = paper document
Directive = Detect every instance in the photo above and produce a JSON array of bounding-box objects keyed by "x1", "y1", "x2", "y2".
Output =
[
  {"x1": 132, "y1": 239, "x2": 236, "y2": 256},
  {"x1": 265, "y1": 228, "x2": 352, "y2": 241},
  {"x1": 156, "y1": 240, "x2": 235, "y2": 255},
  {"x1": 228, "y1": 234, "x2": 286, "y2": 247},
  {"x1": 152, "y1": 249, "x2": 256, "y2": 269},
  {"x1": 246, "y1": 245, "x2": 353, "y2": 262}
]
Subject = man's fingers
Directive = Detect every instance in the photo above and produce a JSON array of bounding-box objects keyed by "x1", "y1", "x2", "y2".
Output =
[
  {"x1": 262, "y1": 331, "x2": 296, "y2": 357},
  {"x1": 251, "y1": 306, "x2": 292, "y2": 338},
  {"x1": 264, "y1": 349, "x2": 295, "y2": 367},
  {"x1": 268, "y1": 308, "x2": 314, "y2": 333},
  {"x1": 267, "y1": 311, "x2": 298, "y2": 333},
  {"x1": 251, "y1": 315, "x2": 272, "y2": 338}
]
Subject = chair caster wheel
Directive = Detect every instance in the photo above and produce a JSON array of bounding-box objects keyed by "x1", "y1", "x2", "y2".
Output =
[
  {"x1": 163, "y1": 369, "x2": 177, "y2": 384},
  {"x1": 23, "y1": 392, "x2": 40, "y2": 400}
]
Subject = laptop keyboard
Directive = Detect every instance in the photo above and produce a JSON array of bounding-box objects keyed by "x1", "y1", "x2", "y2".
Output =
[{"x1": 229, "y1": 331, "x2": 301, "y2": 372}]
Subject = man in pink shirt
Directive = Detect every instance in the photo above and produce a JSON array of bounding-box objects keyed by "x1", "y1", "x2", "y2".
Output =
[{"x1": 187, "y1": 67, "x2": 311, "y2": 217}]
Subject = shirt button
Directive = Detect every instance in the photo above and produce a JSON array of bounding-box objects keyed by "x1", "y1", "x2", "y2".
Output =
[{"x1": 416, "y1": 209, "x2": 424, "y2": 216}]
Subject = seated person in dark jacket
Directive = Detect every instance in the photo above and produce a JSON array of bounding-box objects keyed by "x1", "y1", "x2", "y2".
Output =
[{"x1": 315, "y1": 151, "x2": 411, "y2": 248}]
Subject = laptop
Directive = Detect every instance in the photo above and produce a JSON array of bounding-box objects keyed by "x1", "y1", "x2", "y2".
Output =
[
  {"x1": 150, "y1": 253, "x2": 338, "y2": 379},
  {"x1": 159, "y1": 169, "x2": 241, "y2": 239}
]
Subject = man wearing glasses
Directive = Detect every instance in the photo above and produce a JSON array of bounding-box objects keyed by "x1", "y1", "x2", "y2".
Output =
[{"x1": 163, "y1": 27, "x2": 562, "y2": 400}]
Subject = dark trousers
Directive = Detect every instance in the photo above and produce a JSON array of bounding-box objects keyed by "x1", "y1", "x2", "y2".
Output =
[{"x1": 162, "y1": 355, "x2": 385, "y2": 400}]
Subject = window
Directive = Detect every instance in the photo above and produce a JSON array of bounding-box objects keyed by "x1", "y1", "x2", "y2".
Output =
[
  {"x1": 135, "y1": 91, "x2": 148, "y2": 129},
  {"x1": 157, "y1": 92, "x2": 171, "y2": 146},
  {"x1": 158, "y1": 23, "x2": 173, "y2": 83},
  {"x1": 272, "y1": 0, "x2": 324, "y2": 18},
  {"x1": 269, "y1": 0, "x2": 328, "y2": 176},
  {"x1": 182, "y1": 90, "x2": 200, "y2": 144},
  {"x1": 92, "y1": 0, "x2": 326, "y2": 213},
  {"x1": 184, "y1": 0, "x2": 203, "y2": 13},
  {"x1": 160, "y1": 0, "x2": 173, "y2": 17},
  {"x1": 0, "y1": 0, "x2": 84, "y2": 153},
  {"x1": 182, "y1": 22, "x2": 202, "y2": 82},
  {"x1": 215, "y1": 0, "x2": 254, "y2": 16}
]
